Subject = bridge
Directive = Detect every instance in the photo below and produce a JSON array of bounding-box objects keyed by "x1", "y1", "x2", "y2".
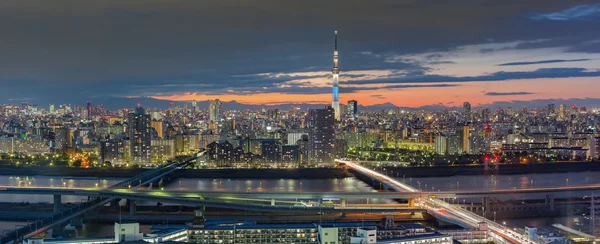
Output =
[
  {"x1": 336, "y1": 159, "x2": 535, "y2": 244},
  {"x1": 0, "y1": 187, "x2": 423, "y2": 213},
  {"x1": 1, "y1": 184, "x2": 599, "y2": 201},
  {"x1": 3, "y1": 156, "x2": 593, "y2": 243},
  {"x1": 0, "y1": 150, "x2": 205, "y2": 244}
]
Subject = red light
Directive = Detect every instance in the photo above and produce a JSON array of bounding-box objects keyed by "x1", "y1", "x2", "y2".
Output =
[{"x1": 484, "y1": 156, "x2": 490, "y2": 161}]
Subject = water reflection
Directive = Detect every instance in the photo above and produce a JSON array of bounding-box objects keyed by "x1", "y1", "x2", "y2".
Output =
[{"x1": 401, "y1": 171, "x2": 600, "y2": 191}]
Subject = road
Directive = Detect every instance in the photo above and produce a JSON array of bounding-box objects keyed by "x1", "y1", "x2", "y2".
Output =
[{"x1": 337, "y1": 159, "x2": 535, "y2": 244}]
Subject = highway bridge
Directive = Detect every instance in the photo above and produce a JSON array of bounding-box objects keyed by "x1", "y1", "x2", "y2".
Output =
[
  {"x1": 1, "y1": 184, "x2": 599, "y2": 201},
  {"x1": 3, "y1": 156, "x2": 595, "y2": 243},
  {"x1": 0, "y1": 150, "x2": 205, "y2": 244},
  {"x1": 336, "y1": 159, "x2": 536, "y2": 244},
  {"x1": 0, "y1": 187, "x2": 423, "y2": 213}
]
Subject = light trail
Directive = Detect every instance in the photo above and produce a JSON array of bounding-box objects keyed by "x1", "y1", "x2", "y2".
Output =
[{"x1": 337, "y1": 159, "x2": 534, "y2": 244}]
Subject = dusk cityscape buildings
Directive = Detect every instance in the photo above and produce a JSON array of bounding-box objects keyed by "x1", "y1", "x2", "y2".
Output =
[{"x1": 1, "y1": 1, "x2": 600, "y2": 243}]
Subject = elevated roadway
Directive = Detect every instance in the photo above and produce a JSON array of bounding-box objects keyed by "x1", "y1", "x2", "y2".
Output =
[
  {"x1": 0, "y1": 187, "x2": 422, "y2": 213},
  {"x1": 0, "y1": 150, "x2": 205, "y2": 244},
  {"x1": 337, "y1": 159, "x2": 535, "y2": 244},
  {"x1": 2, "y1": 185, "x2": 599, "y2": 200}
]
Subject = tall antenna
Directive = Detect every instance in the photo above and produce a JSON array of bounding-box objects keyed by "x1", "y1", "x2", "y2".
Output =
[{"x1": 334, "y1": 30, "x2": 338, "y2": 50}]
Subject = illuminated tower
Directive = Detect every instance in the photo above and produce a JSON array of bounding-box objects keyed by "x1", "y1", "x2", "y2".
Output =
[{"x1": 332, "y1": 31, "x2": 341, "y2": 120}]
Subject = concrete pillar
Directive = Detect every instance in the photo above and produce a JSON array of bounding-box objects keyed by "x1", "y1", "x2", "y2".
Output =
[
  {"x1": 545, "y1": 194, "x2": 555, "y2": 210},
  {"x1": 128, "y1": 200, "x2": 136, "y2": 216},
  {"x1": 408, "y1": 198, "x2": 415, "y2": 208},
  {"x1": 482, "y1": 197, "x2": 490, "y2": 213},
  {"x1": 271, "y1": 198, "x2": 275, "y2": 206},
  {"x1": 53, "y1": 195, "x2": 62, "y2": 212},
  {"x1": 341, "y1": 199, "x2": 347, "y2": 207}
]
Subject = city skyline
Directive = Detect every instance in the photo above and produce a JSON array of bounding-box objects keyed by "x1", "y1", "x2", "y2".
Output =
[{"x1": 1, "y1": 1, "x2": 600, "y2": 109}]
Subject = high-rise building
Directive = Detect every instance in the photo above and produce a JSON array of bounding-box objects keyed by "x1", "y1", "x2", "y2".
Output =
[
  {"x1": 151, "y1": 120, "x2": 164, "y2": 139},
  {"x1": 306, "y1": 106, "x2": 335, "y2": 165},
  {"x1": 86, "y1": 101, "x2": 92, "y2": 120},
  {"x1": 559, "y1": 104, "x2": 567, "y2": 121},
  {"x1": 463, "y1": 102, "x2": 472, "y2": 123},
  {"x1": 286, "y1": 129, "x2": 308, "y2": 146},
  {"x1": 434, "y1": 136, "x2": 448, "y2": 155},
  {"x1": 481, "y1": 108, "x2": 490, "y2": 123},
  {"x1": 261, "y1": 140, "x2": 281, "y2": 164},
  {"x1": 209, "y1": 99, "x2": 222, "y2": 122},
  {"x1": 127, "y1": 106, "x2": 151, "y2": 165},
  {"x1": 151, "y1": 139, "x2": 175, "y2": 163},
  {"x1": 282, "y1": 145, "x2": 300, "y2": 164},
  {"x1": 54, "y1": 127, "x2": 72, "y2": 152},
  {"x1": 547, "y1": 103, "x2": 556, "y2": 116},
  {"x1": 331, "y1": 31, "x2": 341, "y2": 121},
  {"x1": 457, "y1": 125, "x2": 472, "y2": 154},
  {"x1": 347, "y1": 100, "x2": 358, "y2": 120},
  {"x1": 192, "y1": 100, "x2": 198, "y2": 112},
  {"x1": 49, "y1": 104, "x2": 55, "y2": 114},
  {"x1": 99, "y1": 139, "x2": 126, "y2": 165}
]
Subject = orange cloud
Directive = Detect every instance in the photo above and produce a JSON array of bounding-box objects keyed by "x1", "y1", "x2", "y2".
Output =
[{"x1": 150, "y1": 77, "x2": 600, "y2": 108}]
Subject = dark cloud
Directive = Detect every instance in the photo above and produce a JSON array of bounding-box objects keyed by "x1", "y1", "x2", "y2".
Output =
[
  {"x1": 0, "y1": 0, "x2": 598, "y2": 105},
  {"x1": 428, "y1": 61, "x2": 456, "y2": 65},
  {"x1": 482, "y1": 98, "x2": 600, "y2": 109},
  {"x1": 530, "y1": 4, "x2": 600, "y2": 21},
  {"x1": 261, "y1": 83, "x2": 460, "y2": 95},
  {"x1": 484, "y1": 92, "x2": 535, "y2": 96},
  {"x1": 344, "y1": 68, "x2": 600, "y2": 85},
  {"x1": 498, "y1": 59, "x2": 591, "y2": 66}
]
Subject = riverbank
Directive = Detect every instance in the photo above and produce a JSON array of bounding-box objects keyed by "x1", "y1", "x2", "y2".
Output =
[
  {"x1": 0, "y1": 166, "x2": 352, "y2": 179},
  {"x1": 379, "y1": 161, "x2": 600, "y2": 177},
  {"x1": 2, "y1": 161, "x2": 600, "y2": 179}
]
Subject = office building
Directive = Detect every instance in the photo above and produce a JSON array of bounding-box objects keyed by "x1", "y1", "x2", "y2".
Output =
[{"x1": 127, "y1": 106, "x2": 151, "y2": 165}]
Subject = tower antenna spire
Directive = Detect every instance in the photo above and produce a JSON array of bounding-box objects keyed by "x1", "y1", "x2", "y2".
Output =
[
  {"x1": 334, "y1": 30, "x2": 338, "y2": 50},
  {"x1": 331, "y1": 30, "x2": 341, "y2": 121}
]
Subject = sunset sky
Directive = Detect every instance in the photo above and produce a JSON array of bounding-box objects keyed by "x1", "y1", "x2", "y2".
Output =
[{"x1": 1, "y1": 1, "x2": 600, "y2": 109}]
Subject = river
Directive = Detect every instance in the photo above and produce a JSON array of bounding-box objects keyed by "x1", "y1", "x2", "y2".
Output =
[{"x1": 0, "y1": 171, "x2": 596, "y2": 237}]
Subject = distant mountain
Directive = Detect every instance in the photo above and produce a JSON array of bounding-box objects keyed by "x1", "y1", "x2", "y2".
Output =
[{"x1": 10, "y1": 96, "x2": 600, "y2": 111}]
